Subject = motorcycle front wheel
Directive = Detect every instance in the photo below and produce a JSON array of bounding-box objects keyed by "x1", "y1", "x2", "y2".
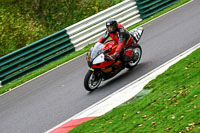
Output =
[{"x1": 84, "y1": 70, "x2": 102, "y2": 91}]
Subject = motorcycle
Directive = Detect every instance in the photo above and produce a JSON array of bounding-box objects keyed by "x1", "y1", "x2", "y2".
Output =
[{"x1": 84, "y1": 27, "x2": 144, "y2": 91}]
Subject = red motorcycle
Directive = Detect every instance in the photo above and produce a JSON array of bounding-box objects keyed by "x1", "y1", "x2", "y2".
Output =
[{"x1": 84, "y1": 27, "x2": 144, "y2": 91}]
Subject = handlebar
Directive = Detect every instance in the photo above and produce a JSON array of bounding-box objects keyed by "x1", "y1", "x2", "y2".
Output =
[{"x1": 104, "y1": 54, "x2": 111, "y2": 61}]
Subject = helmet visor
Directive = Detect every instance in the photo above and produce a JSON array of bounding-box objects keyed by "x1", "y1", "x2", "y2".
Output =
[
  {"x1": 107, "y1": 25, "x2": 113, "y2": 31},
  {"x1": 107, "y1": 25, "x2": 114, "y2": 33}
]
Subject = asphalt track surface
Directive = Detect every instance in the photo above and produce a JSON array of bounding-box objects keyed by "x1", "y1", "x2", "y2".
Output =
[{"x1": 0, "y1": 1, "x2": 200, "y2": 132}]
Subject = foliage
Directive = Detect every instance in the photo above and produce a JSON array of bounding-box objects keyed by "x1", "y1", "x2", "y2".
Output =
[
  {"x1": 0, "y1": 4, "x2": 45, "y2": 56},
  {"x1": 0, "y1": 0, "x2": 123, "y2": 57}
]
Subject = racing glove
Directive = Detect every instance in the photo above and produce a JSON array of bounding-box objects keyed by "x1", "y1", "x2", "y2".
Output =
[{"x1": 107, "y1": 52, "x2": 119, "y2": 61}]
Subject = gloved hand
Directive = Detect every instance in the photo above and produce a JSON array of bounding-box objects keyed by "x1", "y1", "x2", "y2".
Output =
[{"x1": 106, "y1": 52, "x2": 119, "y2": 61}]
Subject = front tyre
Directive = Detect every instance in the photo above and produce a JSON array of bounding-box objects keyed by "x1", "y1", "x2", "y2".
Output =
[
  {"x1": 126, "y1": 45, "x2": 142, "y2": 69},
  {"x1": 84, "y1": 70, "x2": 102, "y2": 91}
]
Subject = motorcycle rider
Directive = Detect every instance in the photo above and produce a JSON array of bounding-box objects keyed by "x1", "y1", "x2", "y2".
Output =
[{"x1": 98, "y1": 18, "x2": 137, "y2": 62}]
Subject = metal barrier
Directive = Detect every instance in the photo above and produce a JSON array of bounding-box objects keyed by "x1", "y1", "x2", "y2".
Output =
[
  {"x1": 136, "y1": 0, "x2": 178, "y2": 19},
  {"x1": 66, "y1": 0, "x2": 142, "y2": 51},
  {"x1": 0, "y1": 29, "x2": 74, "y2": 85}
]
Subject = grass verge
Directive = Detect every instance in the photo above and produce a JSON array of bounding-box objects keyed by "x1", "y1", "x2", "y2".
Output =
[
  {"x1": 69, "y1": 44, "x2": 200, "y2": 133},
  {"x1": 0, "y1": 0, "x2": 191, "y2": 95}
]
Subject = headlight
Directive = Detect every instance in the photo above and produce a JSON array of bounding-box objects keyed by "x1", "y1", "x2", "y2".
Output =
[{"x1": 93, "y1": 54, "x2": 105, "y2": 64}]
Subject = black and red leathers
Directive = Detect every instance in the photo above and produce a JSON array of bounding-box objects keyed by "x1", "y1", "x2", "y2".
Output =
[{"x1": 98, "y1": 23, "x2": 134, "y2": 61}]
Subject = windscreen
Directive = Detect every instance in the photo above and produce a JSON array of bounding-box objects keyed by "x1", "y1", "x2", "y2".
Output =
[{"x1": 91, "y1": 43, "x2": 104, "y2": 59}]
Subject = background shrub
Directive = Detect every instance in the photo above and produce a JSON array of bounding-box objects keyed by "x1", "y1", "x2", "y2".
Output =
[{"x1": 0, "y1": 0, "x2": 123, "y2": 57}]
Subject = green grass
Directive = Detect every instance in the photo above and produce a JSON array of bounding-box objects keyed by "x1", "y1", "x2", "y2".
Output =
[
  {"x1": 0, "y1": 0, "x2": 191, "y2": 95},
  {"x1": 69, "y1": 46, "x2": 200, "y2": 133}
]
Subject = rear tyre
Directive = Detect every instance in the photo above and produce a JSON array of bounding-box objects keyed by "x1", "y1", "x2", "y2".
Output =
[
  {"x1": 126, "y1": 45, "x2": 142, "y2": 69},
  {"x1": 84, "y1": 70, "x2": 102, "y2": 91}
]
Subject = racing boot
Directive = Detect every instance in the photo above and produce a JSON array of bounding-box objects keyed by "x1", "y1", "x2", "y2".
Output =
[{"x1": 123, "y1": 47, "x2": 134, "y2": 62}]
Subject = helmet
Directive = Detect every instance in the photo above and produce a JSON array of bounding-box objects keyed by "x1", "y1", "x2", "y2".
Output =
[{"x1": 106, "y1": 19, "x2": 118, "y2": 34}]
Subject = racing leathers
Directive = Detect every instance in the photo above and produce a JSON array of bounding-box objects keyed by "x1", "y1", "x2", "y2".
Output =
[{"x1": 98, "y1": 23, "x2": 135, "y2": 61}]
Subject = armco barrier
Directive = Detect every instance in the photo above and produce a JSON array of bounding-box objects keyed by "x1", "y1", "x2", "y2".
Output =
[
  {"x1": 66, "y1": 0, "x2": 142, "y2": 51},
  {"x1": 0, "y1": 29, "x2": 74, "y2": 85},
  {"x1": 136, "y1": 0, "x2": 178, "y2": 19}
]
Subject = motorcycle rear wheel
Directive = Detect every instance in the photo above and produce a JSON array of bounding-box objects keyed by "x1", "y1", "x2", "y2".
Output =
[
  {"x1": 126, "y1": 45, "x2": 142, "y2": 69},
  {"x1": 84, "y1": 70, "x2": 102, "y2": 91}
]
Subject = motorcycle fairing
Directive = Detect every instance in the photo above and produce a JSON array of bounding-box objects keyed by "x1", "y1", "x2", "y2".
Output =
[{"x1": 130, "y1": 27, "x2": 144, "y2": 43}]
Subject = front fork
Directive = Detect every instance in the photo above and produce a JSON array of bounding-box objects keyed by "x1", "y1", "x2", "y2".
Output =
[{"x1": 89, "y1": 68, "x2": 103, "y2": 80}]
